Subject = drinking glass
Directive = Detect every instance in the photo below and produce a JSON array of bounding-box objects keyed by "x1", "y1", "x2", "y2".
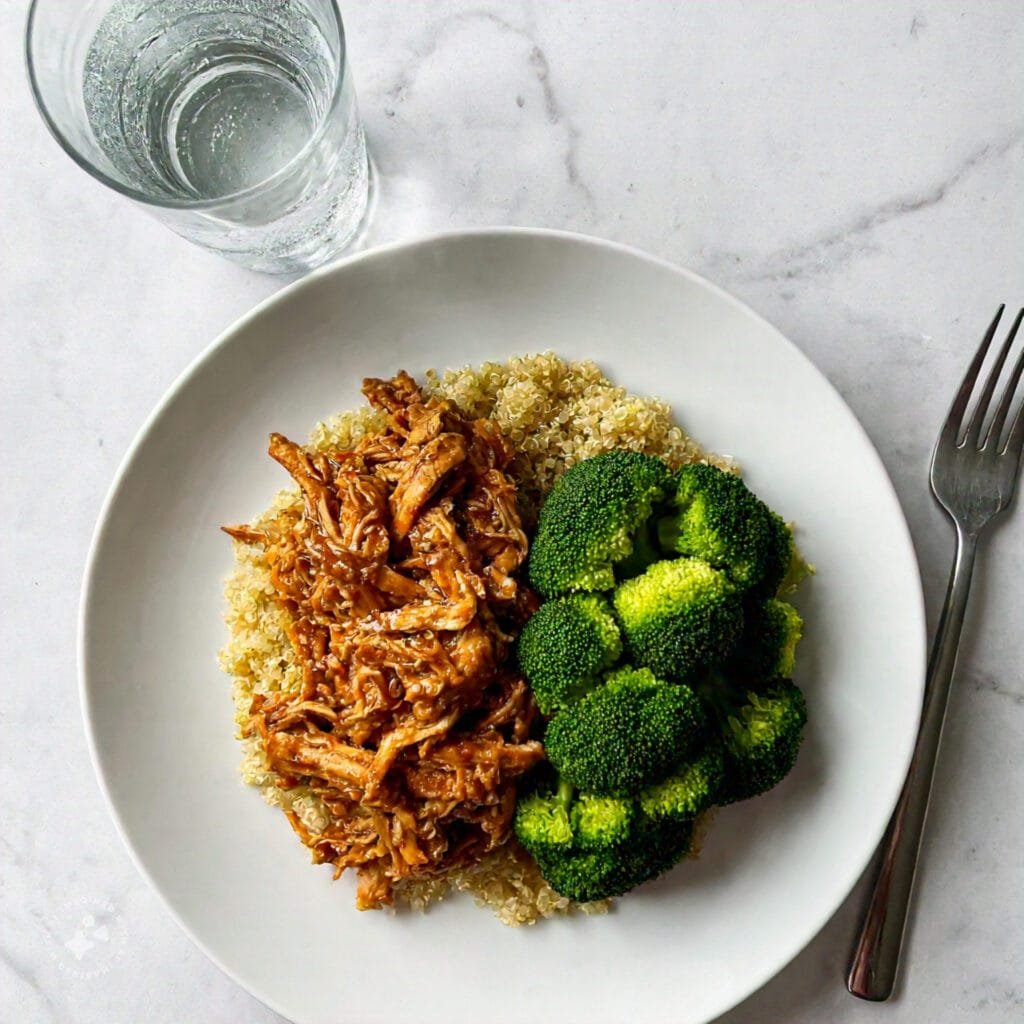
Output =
[{"x1": 26, "y1": 0, "x2": 371, "y2": 274}]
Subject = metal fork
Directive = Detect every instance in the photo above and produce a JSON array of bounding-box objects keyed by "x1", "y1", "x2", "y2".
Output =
[{"x1": 847, "y1": 305, "x2": 1024, "y2": 1001}]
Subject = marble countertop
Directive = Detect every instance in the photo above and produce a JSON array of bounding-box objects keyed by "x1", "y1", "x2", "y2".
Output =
[{"x1": 2, "y1": 1, "x2": 1021, "y2": 1021}]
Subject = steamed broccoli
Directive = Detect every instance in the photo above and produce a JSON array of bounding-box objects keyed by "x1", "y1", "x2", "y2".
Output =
[
  {"x1": 513, "y1": 777, "x2": 670, "y2": 901},
  {"x1": 515, "y1": 779, "x2": 635, "y2": 855},
  {"x1": 729, "y1": 598, "x2": 803, "y2": 683},
  {"x1": 514, "y1": 450, "x2": 813, "y2": 899},
  {"x1": 657, "y1": 463, "x2": 793, "y2": 594},
  {"x1": 639, "y1": 744, "x2": 725, "y2": 822},
  {"x1": 531, "y1": 813, "x2": 695, "y2": 903},
  {"x1": 513, "y1": 779, "x2": 575, "y2": 855},
  {"x1": 517, "y1": 594, "x2": 623, "y2": 714},
  {"x1": 613, "y1": 557, "x2": 744, "y2": 682},
  {"x1": 527, "y1": 451, "x2": 673, "y2": 598},
  {"x1": 719, "y1": 680, "x2": 808, "y2": 803},
  {"x1": 571, "y1": 793, "x2": 635, "y2": 849},
  {"x1": 544, "y1": 666, "x2": 705, "y2": 796}
]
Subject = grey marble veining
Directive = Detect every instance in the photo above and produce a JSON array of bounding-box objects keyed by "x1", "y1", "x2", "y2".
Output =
[{"x1": 1, "y1": 1, "x2": 1021, "y2": 1021}]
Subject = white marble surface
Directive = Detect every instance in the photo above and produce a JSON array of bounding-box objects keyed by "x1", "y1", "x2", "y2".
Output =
[{"x1": 2, "y1": 1, "x2": 1022, "y2": 1020}]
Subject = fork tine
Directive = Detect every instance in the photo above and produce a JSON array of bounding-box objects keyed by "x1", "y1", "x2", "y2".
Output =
[
  {"x1": 1003, "y1": 369, "x2": 1024, "y2": 464},
  {"x1": 938, "y1": 305, "x2": 1004, "y2": 448},
  {"x1": 985, "y1": 308, "x2": 1024, "y2": 449},
  {"x1": 962, "y1": 305, "x2": 1016, "y2": 448}
]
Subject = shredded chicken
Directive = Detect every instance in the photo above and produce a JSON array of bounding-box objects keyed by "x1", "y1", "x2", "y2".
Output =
[{"x1": 224, "y1": 372, "x2": 541, "y2": 909}]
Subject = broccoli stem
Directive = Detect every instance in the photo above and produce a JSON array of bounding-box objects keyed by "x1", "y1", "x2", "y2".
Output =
[
  {"x1": 617, "y1": 519, "x2": 662, "y2": 579},
  {"x1": 695, "y1": 667, "x2": 735, "y2": 723},
  {"x1": 557, "y1": 777, "x2": 575, "y2": 811},
  {"x1": 655, "y1": 514, "x2": 680, "y2": 553}
]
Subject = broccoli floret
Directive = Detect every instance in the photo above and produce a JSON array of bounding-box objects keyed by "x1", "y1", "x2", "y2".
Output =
[
  {"x1": 515, "y1": 779, "x2": 634, "y2": 854},
  {"x1": 571, "y1": 793, "x2": 635, "y2": 849},
  {"x1": 533, "y1": 815, "x2": 694, "y2": 902},
  {"x1": 720, "y1": 680, "x2": 807, "y2": 803},
  {"x1": 517, "y1": 594, "x2": 623, "y2": 714},
  {"x1": 544, "y1": 666, "x2": 705, "y2": 796},
  {"x1": 730, "y1": 598, "x2": 803, "y2": 683},
  {"x1": 513, "y1": 770, "x2": 697, "y2": 900},
  {"x1": 513, "y1": 779, "x2": 574, "y2": 856},
  {"x1": 657, "y1": 463, "x2": 793, "y2": 594},
  {"x1": 527, "y1": 451, "x2": 674, "y2": 598},
  {"x1": 640, "y1": 744, "x2": 725, "y2": 822},
  {"x1": 613, "y1": 558, "x2": 744, "y2": 682}
]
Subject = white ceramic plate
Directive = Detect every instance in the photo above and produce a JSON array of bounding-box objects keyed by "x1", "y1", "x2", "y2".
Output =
[{"x1": 81, "y1": 229, "x2": 925, "y2": 1024}]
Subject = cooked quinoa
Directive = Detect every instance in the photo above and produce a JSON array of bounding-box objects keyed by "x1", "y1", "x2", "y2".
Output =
[{"x1": 221, "y1": 353, "x2": 729, "y2": 925}]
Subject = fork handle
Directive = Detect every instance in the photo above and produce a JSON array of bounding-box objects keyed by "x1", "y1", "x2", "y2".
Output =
[{"x1": 847, "y1": 525, "x2": 979, "y2": 1000}]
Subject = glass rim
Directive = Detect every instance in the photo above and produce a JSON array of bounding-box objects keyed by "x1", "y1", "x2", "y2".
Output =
[{"x1": 25, "y1": 0, "x2": 348, "y2": 211}]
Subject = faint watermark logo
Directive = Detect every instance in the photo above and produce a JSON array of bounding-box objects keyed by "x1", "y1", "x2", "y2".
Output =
[{"x1": 47, "y1": 895, "x2": 128, "y2": 980}]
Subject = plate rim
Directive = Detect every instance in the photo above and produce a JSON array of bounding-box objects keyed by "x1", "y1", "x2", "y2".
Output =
[{"x1": 78, "y1": 226, "x2": 927, "y2": 1023}]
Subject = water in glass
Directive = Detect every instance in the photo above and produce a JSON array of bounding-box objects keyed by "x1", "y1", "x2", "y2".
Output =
[{"x1": 78, "y1": 0, "x2": 368, "y2": 271}]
